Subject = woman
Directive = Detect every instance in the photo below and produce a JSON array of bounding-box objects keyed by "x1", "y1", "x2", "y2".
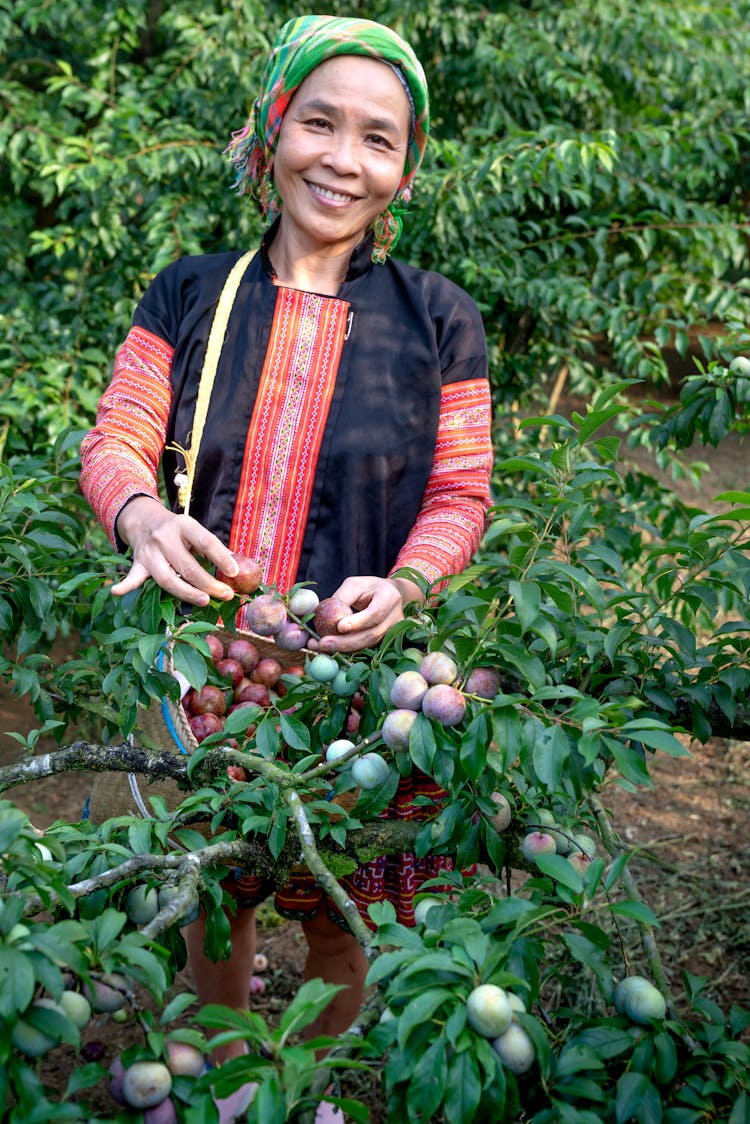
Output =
[{"x1": 81, "y1": 14, "x2": 492, "y2": 1122}]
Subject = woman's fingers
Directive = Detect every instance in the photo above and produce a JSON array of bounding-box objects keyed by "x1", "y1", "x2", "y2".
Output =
[
  {"x1": 110, "y1": 560, "x2": 151, "y2": 597},
  {"x1": 181, "y1": 518, "x2": 239, "y2": 582},
  {"x1": 311, "y1": 577, "x2": 404, "y2": 651},
  {"x1": 112, "y1": 555, "x2": 212, "y2": 606},
  {"x1": 113, "y1": 500, "x2": 241, "y2": 604}
]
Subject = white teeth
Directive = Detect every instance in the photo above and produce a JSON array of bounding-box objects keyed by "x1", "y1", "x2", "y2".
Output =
[{"x1": 310, "y1": 183, "x2": 354, "y2": 203}]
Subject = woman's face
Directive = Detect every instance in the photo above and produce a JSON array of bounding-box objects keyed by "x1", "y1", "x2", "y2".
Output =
[{"x1": 273, "y1": 55, "x2": 411, "y2": 256}]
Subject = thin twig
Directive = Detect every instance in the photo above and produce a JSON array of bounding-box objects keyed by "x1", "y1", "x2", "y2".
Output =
[
  {"x1": 589, "y1": 794, "x2": 674, "y2": 1004},
  {"x1": 285, "y1": 790, "x2": 373, "y2": 952}
]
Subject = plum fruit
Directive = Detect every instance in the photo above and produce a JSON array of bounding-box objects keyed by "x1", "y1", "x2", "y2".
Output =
[
  {"x1": 466, "y1": 984, "x2": 514, "y2": 1038},
  {"x1": 421, "y1": 684, "x2": 466, "y2": 726},
  {"x1": 419, "y1": 650, "x2": 459, "y2": 686},
  {"x1": 381, "y1": 708, "x2": 418, "y2": 750},
  {"x1": 390, "y1": 670, "x2": 429, "y2": 710},
  {"x1": 222, "y1": 554, "x2": 263, "y2": 595},
  {"x1": 313, "y1": 596, "x2": 352, "y2": 637}
]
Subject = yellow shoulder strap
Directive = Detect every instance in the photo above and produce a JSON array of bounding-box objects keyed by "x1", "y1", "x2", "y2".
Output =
[{"x1": 170, "y1": 249, "x2": 256, "y2": 516}]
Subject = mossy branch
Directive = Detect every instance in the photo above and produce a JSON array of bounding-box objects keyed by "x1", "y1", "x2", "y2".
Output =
[{"x1": 285, "y1": 788, "x2": 373, "y2": 951}]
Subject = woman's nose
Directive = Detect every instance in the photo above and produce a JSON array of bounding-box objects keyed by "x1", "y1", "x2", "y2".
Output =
[{"x1": 321, "y1": 132, "x2": 361, "y2": 175}]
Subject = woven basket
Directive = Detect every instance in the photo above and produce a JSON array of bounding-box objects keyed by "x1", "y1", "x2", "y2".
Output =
[{"x1": 87, "y1": 632, "x2": 308, "y2": 824}]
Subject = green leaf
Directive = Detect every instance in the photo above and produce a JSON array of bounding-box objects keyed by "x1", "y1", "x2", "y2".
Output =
[
  {"x1": 127, "y1": 819, "x2": 152, "y2": 855},
  {"x1": 534, "y1": 853, "x2": 584, "y2": 894},
  {"x1": 0, "y1": 806, "x2": 30, "y2": 853},
  {"x1": 610, "y1": 900, "x2": 660, "y2": 927},
  {"x1": 556, "y1": 1042, "x2": 606, "y2": 1077},
  {"x1": 65, "y1": 1062, "x2": 107, "y2": 1097},
  {"x1": 278, "y1": 978, "x2": 344, "y2": 1040},
  {"x1": 161, "y1": 990, "x2": 199, "y2": 1024},
  {"x1": 615, "y1": 1071, "x2": 662, "y2": 1124},
  {"x1": 577, "y1": 402, "x2": 627, "y2": 445},
  {"x1": 255, "y1": 714, "x2": 280, "y2": 759},
  {"x1": 268, "y1": 813, "x2": 287, "y2": 860},
  {"x1": 396, "y1": 988, "x2": 454, "y2": 1049},
  {"x1": 89, "y1": 908, "x2": 127, "y2": 952},
  {"x1": 490, "y1": 707, "x2": 522, "y2": 772},
  {"x1": 409, "y1": 712, "x2": 436, "y2": 774},
  {"x1": 365, "y1": 949, "x2": 416, "y2": 987},
  {"x1": 620, "y1": 722, "x2": 690, "y2": 757},
  {"x1": 532, "y1": 724, "x2": 569, "y2": 790},
  {"x1": 728, "y1": 1092, "x2": 750, "y2": 1124},
  {"x1": 0, "y1": 946, "x2": 36, "y2": 1017},
  {"x1": 573, "y1": 1025, "x2": 638, "y2": 1059},
  {"x1": 408, "y1": 1037, "x2": 448, "y2": 1120},
  {"x1": 653, "y1": 1031, "x2": 678, "y2": 1085},
  {"x1": 603, "y1": 736, "x2": 653, "y2": 787},
  {"x1": 172, "y1": 642, "x2": 209, "y2": 690},
  {"x1": 279, "y1": 713, "x2": 310, "y2": 752},
  {"x1": 509, "y1": 579, "x2": 541, "y2": 632},
  {"x1": 460, "y1": 712, "x2": 491, "y2": 782}
]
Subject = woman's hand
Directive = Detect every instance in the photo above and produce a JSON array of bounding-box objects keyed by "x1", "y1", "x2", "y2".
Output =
[
  {"x1": 308, "y1": 575, "x2": 424, "y2": 653},
  {"x1": 111, "y1": 495, "x2": 239, "y2": 606}
]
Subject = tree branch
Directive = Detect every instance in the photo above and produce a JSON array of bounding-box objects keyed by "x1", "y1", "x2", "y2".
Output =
[{"x1": 286, "y1": 790, "x2": 373, "y2": 951}]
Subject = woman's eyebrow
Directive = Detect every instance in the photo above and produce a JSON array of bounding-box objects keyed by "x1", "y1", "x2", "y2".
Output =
[{"x1": 296, "y1": 98, "x2": 402, "y2": 135}]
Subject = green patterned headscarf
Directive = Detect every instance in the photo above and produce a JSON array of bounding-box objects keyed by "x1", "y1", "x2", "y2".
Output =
[{"x1": 226, "y1": 14, "x2": 430, "y2": 263}]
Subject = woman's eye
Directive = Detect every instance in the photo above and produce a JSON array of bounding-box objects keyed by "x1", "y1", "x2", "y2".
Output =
[
  {"x1": 367, "y1": 133, "x2": 393, "y2": 149},
  {"x1": 306, "y1": 117, "x2": 331, "y2": 130}
]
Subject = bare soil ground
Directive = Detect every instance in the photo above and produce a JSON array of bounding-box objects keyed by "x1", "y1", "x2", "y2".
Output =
[{"x1": 0, "y1": 396, "x2": 747, "y2": 1118}]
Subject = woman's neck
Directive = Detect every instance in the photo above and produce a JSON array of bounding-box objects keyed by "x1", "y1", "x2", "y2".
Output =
[{"x1": 267, "y1": 224, "x2": 354, "y2": 296}]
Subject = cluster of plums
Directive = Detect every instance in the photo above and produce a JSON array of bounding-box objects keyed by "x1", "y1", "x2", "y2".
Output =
[
  {"x1": 380, "y1": 651, "x2": 500, "y2": 752},
  {"x1": 181, "y1": 630, "x2": 303, "y2": 745},
  {"x1": 219, "y1": 553, "x2": 356, "y2": 653},
  {"x1": 107, "y1": 1041, "x2": 206, "y2": 1122},
  {"x1": 466, "y1": 983, "x2": 536, "y2": 1075},
  {"x1": 519, "y1": 807, "x2": 598, "y2": 874},
  {"x1": 11, "y1": 970, "x2": 130, "y2": 1058},
  {"x1": 125, "y1": 881, "x2": 200, "y2": 928},
  {"x1": 319, "y1": 650, "x2": 503, "y2": 791},
  {"x1": 183, "y1": 560, "x2": 366, "y2": 746}
]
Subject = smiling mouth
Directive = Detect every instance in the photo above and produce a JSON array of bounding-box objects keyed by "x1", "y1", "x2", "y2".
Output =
[{"x1": 307, "y1": 181, "x2": 358, "y2": 204}]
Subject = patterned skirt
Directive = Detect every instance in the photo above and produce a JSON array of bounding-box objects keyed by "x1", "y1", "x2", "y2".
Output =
[{"x1": 231, "y1": 770, "x2": 454, "y2": 931}]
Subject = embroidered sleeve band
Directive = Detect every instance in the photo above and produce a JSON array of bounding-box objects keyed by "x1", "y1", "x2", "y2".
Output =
[
  {"x1": 80, "y1": 327, "x2": 173, "y2": 546},
  {"x1": 390, "y1": 378, "x2": 493, "y2": 586}
]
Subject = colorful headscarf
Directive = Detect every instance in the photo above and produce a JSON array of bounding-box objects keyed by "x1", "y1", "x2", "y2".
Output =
[{"x1": 225, "y1": 15, "x2": 430, "y2": 263}]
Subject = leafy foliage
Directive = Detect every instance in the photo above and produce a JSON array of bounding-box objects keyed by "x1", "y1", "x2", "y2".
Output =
[
  {"x1": 2, "y1": 0, "x2": 750, "y2": 451},
  {"x1": 0, "y1": 394, "x2": 747, "y2": 1117}
]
